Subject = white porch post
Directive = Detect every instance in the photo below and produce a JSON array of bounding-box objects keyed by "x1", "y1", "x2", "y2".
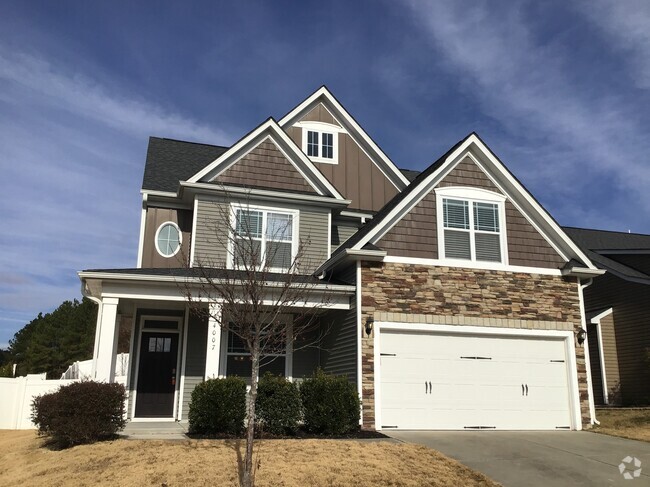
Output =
[
  {"x1": 95, "y1": 297, "x2": 120, "y2": 382},
  {"x1": 205, "y1": 302, "x2": 222, "y2": 379}
]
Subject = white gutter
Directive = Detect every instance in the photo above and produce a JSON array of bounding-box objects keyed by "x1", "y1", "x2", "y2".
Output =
[
  {"x1": 578, "y1": 277, "x2": 599, "y2": 425},
  {"x1": 314, "y1": 248, "x2": 387, "y2": 275}
]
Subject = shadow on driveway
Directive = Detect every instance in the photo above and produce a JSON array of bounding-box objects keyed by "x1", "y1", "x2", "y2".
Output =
[{"x1": 389, "y1": 431, "x2": 650, "y2": 486}]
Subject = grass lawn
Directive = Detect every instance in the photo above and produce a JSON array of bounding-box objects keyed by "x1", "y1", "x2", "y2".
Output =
[
  {"x1": 0, "y1": 430, "x2": 498, "y2": 487},
  {"x1": 593, "y1": 409, "x2": 650, "y2": 442}
]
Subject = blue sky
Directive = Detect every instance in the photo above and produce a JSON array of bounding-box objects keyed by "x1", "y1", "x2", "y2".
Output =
[{"x1": 1, "y1": 1, "x2": 650, "y2": 349}]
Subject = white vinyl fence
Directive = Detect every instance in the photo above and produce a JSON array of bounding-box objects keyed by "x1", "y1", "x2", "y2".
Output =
[{"x1": 0, "y1": 376, "x2": 78, "y2": 429}]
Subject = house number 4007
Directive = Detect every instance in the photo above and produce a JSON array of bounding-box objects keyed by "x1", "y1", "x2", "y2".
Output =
[{"x1": 211, "y1": 325, "x2": 217, "y2": 350}]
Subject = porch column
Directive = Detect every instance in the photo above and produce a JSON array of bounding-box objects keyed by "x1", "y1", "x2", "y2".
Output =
[
  {"x1": 205, "y1": 302, "x2": 222, "y2": 379},
  {"x1": 95, "y1": 297, "x2": 120, "y2": 382}
]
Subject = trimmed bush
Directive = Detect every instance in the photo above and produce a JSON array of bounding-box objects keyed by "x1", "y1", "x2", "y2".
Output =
[
  {"x1": 255, "y1": 372, "x2": 301, "y2": 435},
  {"x1": 188, "y1": 377, "x2": 246, "y2": 435},
  {"x1": 31, "y1": 381, "x2": 126, "y2": 447},
  {"x1": 300, "y1": 369, "x2": 360, "y2": 435}
]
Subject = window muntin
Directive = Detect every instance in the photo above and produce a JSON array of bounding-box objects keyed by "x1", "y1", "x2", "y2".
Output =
[
  {"x1": 305, "y1": 129, "x2": 335, "y2": 162},
  {"x1": 307, "y1": 131, "x2": 319, "y2": 157},
  {"x1": 232, "y1": 207, "x2": 296, "y2": 270},
  {"x1": 155, "y1": 222, "x2": 182, "y2": 257},
  {"x1": 442, "y1": 197, "x2": 502, "y2": 263},
  {"x1": 226, "y1": 329, "x2": 286, "y2": 379}
]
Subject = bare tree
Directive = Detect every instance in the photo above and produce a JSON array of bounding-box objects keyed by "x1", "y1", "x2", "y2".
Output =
[{"x1": 180, "y1": 191, "x2": 331, "y2": 487}]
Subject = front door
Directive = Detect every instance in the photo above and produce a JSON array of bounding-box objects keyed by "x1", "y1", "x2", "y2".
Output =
[{"x1": 135, "y1": 332, "x2": 179, "y2": 418}]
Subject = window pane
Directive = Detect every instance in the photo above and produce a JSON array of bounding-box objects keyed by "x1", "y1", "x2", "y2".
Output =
[
  {"x1": 157, "y1": 223, "x2": 180, "y2": 257},
  {"x1": 227, "y1": 355, "x2": 251, "y2": 378},
  {"x1": 156, "y1": 337, "x2": 164, "y2": 352},
  {"x1": 233, "y1": 238, "x2": 262, "y2": 267},
  {"x1": 322, "y1": 132, "x2": 333, "y2": 159},
  {"x1": 260, "y1": 357, "x2": 286, "y2": 376},
  {"x1": 444, "y1": 229, "x2": 471, "y2": 259},
  {"x1": 236, "y1": 209, "x2": 262, "y2": 238},
  {"x1": 443, "y1": 199, "x2": 469, "y2": 229},
  {"x1": 148, "y1": 337, "x2": 156, "y2": 352},
  {"x1": 475, "y1": 233, "x2": 502, "y2": 262},
  {"x1": 266, "y1": 213, "x2": 292, "y2": 241},
  {"x1": 267, "y1": 241, "x2": 292, "y2": 269},
  {"x1": 163, "y1": 337, "x2": 171, "y2": 352},
  {"x1": 228, "y1": 331, "x2": 248, "y2": 354},
  {"x1": 307, "y1": 131, "x2": 319, "y2": 157},
  {"x1": 474, "y1": 202, "x2": 499, "y2": 232}
]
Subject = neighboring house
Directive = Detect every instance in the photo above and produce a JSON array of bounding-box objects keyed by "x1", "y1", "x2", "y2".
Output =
[
  {"x1": 564, "y1": 227, "x2": 650, "y2": 406},
  {"x1": 79, "y1": 86, "x2": 603, "y2": 431}
]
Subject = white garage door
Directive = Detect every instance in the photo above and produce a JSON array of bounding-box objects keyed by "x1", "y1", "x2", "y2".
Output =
[{"x1": 379, "y1": 330, "x2": 572, "y2": 430}]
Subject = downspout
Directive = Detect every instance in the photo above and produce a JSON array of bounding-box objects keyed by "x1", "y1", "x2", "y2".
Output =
[
  {"x1": 80, "y1": 280, "x2": 103, "y2": 379},
  {"x1": 578, "y1": 278, "x2": 599, "y2": 425}
]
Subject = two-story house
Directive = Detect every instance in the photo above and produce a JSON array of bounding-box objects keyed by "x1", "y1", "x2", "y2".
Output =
[{"x1": 79, "y1": 86, "x2": 603, "y2": 430}]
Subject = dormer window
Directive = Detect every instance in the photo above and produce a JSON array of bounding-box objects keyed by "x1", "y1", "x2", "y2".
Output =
[
  {"x1": 299, "y1": 122, "x2": 340, "y2": 164},
  {"x1": 435, "y1": 187, "x2": 508, "y2": 264}
]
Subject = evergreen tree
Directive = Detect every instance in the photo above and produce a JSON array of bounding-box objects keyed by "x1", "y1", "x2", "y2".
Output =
[{"x1": 8, "y1": 298, "x2": 97, "y2": 378}]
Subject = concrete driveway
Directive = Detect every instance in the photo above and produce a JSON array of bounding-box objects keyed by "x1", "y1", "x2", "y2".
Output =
[{"x1": 389, "y1": 431, "x2": 650, "y2": 486}]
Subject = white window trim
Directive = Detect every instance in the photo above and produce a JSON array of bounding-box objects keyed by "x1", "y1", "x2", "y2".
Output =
[
  {"x1": 227, "y1": 203, "x2": 300, "y2": 273},
  {"x1": 435, "y1": 186, "x2": 509, "y2": 266},
  {"x1": 300, "y1": 121, "x2": 340, "y2": 164},
  {"x1": 221, "y1": 315, "x2": 294, "y2": 381},
  {"x1": 154, "y1": 221, "x2": 183, "y2": 258}
]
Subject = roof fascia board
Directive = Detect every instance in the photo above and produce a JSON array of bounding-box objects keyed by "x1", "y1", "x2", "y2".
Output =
[
  {"x1": 561, "y1": 267, "x2": 606, "y2": 278},
  {"x1": 179, "y1": 181, "x2": 352, "y2": 208},
  {"x1": 278, "y1": 86, "x2": 410, "y2": 190},
  {"x1": 78, "y1": 271, "x2": 356, "y2": 293},
  {"x1": 141, "y1": 189, "x2": 178, "y2": 198},
  {"x1": 466, "y1": 135, "x2": 597, "y2": 269},
  {"x1": 314, "y1": 248, "x2": 387, "y2": 275},
  {"x1": 187, "y1": 118, "x2": 345, "y2": 200},
  {"x1": 354, "y1": 134, "x2": 598, "y2": 269}
]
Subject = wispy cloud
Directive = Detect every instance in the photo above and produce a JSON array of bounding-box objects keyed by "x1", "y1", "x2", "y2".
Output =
[
  {"x1": 402, "y1": 1, "x2": 650, "y2": 228},
  {"x1": 0, "y1": 45, "x2": 234, "y2": 346},
  {"x1": 579, "y1": 0, "x2": 650, "y2": 89}
]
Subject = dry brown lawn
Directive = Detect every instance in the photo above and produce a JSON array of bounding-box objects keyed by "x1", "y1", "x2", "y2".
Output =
[
  {"x1": 593, "y1": 409, "x2": 650, "y2": 442},
  {"x1": 0, "y1": 430, "x2": 498, "y2": 487}
]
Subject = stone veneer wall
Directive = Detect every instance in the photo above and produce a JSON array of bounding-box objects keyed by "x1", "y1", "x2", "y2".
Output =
[{"x1": 360, "y1": 262, "x2": 590, "y2": 429}]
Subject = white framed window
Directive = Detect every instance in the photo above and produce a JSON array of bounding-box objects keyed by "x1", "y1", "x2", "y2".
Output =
[
  {"x1": 299, "y1": 122, "x2": 340, "y2": 164},
  {"x1": 435, "y1": 187, "x2": 508, "y2": 264},
  {"x1": 229, "y1": 204, "x2": 298, "y2": 271},
  {"x1": 225, "y1": 329, "x2": 287, "y2": 379},
  {"x1": 155, "y1": 221, "x2": 182, "y2": 258}
]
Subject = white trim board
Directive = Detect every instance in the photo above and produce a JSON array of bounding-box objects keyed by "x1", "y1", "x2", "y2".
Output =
[
  {"x1": 278, "y1": 86, "x2": 409, "y2": 190},
  {"x1": 352, "y1": 135, "x2": 597, "y2": 270},
  {"x1": 588, "y1": 307, "x2": 613, "y2": 405},
  {"x1": 372, "y1": 322, "x2": 582, "y2": 432}
]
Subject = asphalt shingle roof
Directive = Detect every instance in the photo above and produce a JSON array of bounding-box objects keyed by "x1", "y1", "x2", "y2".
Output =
[{"x1": 142, "y1": 137, "x2": 228, "y2": 192}]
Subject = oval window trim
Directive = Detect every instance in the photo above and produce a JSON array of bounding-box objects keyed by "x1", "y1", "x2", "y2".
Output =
[{"x1": 155, "y1": 221, "x2": 182, "y2": 258}]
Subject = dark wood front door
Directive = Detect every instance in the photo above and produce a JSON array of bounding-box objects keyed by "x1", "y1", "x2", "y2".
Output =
[{"x1": 135, "y1": 332, "x2": 179, "y2": 418}]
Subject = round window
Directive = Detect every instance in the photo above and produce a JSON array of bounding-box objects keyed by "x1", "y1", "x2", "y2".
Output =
[{"x1": 155, "y1": 222, "x2": 181, "y2": 257}]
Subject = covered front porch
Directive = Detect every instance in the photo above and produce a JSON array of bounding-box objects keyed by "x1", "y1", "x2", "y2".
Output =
[{"x1": 79, "y1": 269, "x2": 357, "y2": 422}]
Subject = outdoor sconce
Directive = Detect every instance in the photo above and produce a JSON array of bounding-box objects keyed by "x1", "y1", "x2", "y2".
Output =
[
  {"x1": 365, "y1": 317, "x2": 374, "y2": 336},
  {"x1": 576, "y1": 328, "x2": 587, "y2": 346}
]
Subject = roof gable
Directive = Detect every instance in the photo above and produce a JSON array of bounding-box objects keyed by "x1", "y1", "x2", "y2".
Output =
[
  {"x1": 279, "y1": 86, "x2": 410, "y2": 191},
  {"x1": 329, "y1": 133, "x2": 597, "y2": 271},
  {"x1": 187, "y1": 118, "x2": 344, "y2": 200}
]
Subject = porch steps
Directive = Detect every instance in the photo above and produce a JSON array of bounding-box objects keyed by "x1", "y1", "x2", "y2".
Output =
[{"x1": 122, "y1": 421, "x2": 188, "y2": 440}]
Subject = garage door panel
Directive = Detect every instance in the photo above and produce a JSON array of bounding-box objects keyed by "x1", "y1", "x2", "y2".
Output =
[{"x1": 380, "y1": 329, "x2": 572, "y2": 430}]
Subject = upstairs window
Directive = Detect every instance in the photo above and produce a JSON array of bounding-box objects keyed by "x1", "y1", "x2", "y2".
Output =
[
  {"x1": 300, "y1": 122, "x2": 339, "y2": 164},
  {"x1": 155, "y1": 222, "x2": 182, "y2": 258},
  {"x1": 232, "y1": 207, "x2": 296, "y2": 270},
  {"x1": 436, "y1": 187, "x2": 507, "y2": 264}
]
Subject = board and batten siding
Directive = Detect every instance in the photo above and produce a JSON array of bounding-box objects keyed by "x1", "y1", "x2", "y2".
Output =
[
  {"x1": 192, "y1": 196, "x2": 329, "y2": 272},
  {"x1": 583, "y1": 273, "x2": 650, "y2": 405},
  {"x1": 319, "y1": 308, "x2": 358, "y2": 383},
  {"x1": 181, "y1": 313, "x2": 207, "y2": 420},
  {"x1": 141, "y1": 207, "x2": 192, "y2": 268}
]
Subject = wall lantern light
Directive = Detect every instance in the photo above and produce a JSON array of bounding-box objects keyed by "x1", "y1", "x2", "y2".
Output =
[
  {"x1": 365, "y1": 317, "x2": 374, "y2": 336},
  {"x1": 576, "y1": 328, "x2": 587, "y2": 346}
]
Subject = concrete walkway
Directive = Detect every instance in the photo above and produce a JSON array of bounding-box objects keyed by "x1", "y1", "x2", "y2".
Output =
[
  {"x1": 389, "y1": 431, "x2": 650, "y2": 486},
  {"x1": 122, "y1": 421, "x2": 188, "y2": 440}
]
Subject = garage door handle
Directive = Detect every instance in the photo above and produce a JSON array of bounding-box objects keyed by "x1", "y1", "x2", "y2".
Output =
[
  {"x1": 522, "y1": 384, "x2": 529, "y2": 396},
  {"x1": 525, "y1": 384, "x2": 529, "y2": 396},
  {"x1": 522, "y1": 384, "x2": 524, "y2": 396},
  {"x1": 429, "y1": 381, "x2": 432, "y2": 394}
]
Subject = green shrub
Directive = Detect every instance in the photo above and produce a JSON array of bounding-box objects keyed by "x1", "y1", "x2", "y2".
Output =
[
  {"x1": 188, "y1": 377, "x2": 246, "y2": 435},
  {"x1": 31, "y1": 381, "x2": 126, "y2": 447},
  {"x1": 300, "y1": 369, "x2": 360, "y2": 435},
  {"x1": 255, "y1": 372, "x2": 301, "y2": 435}
]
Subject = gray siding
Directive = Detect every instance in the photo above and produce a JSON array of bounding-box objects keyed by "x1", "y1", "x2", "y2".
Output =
[
  {"x1": 193, "y1": 195, "x2": 329, "y2": 272},
  {"x1": 193, "y1": 198, "x2": 230, "y2": 266},
  {"x1": 181, "y1": 313, "x2": 207, "y2": 420},
  {"x1": 319, "y1": 308, "x2": 358, "y2": 383},
  {"x1": 584, "y1": 273, "x2": 650, "y2": 405},
  {"x1": 332, "y1": 222, "x2": 359, "y2": 252}
]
